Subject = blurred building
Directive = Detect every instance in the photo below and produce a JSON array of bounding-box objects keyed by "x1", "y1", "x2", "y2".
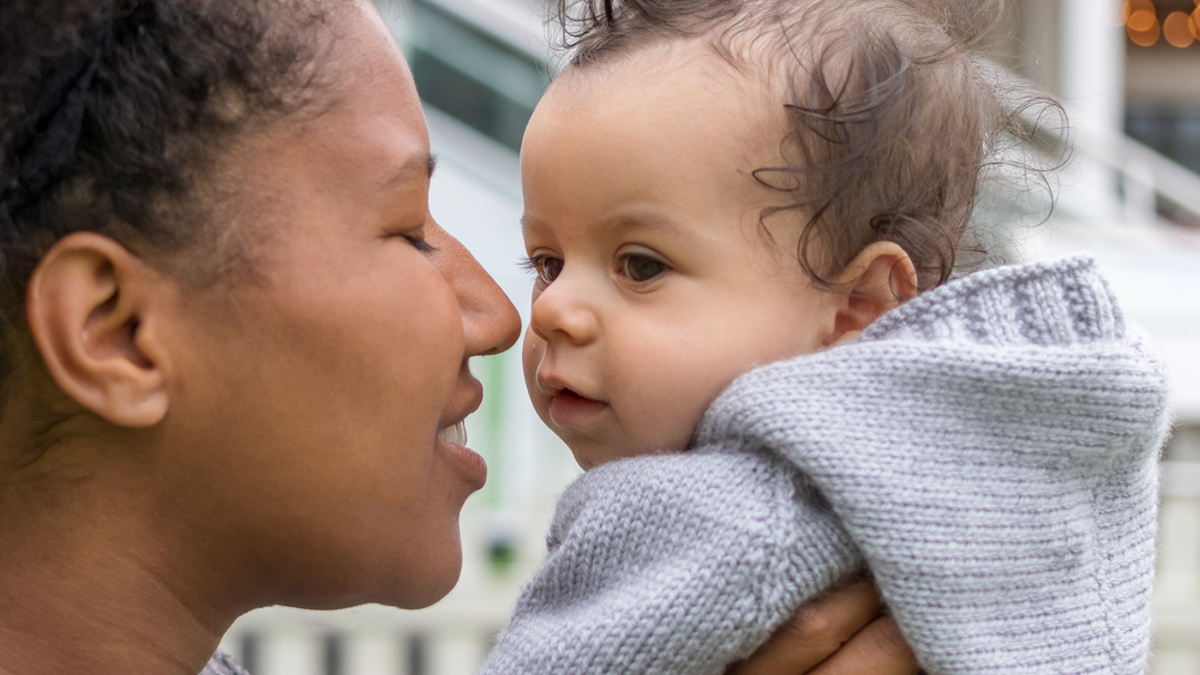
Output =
[
  {"x1": 1121, "y1": 0, "x2": 1200, "y2": 177},
  {"x1": 220, "y1": 1, "x2": 1200, "y2": 673}
]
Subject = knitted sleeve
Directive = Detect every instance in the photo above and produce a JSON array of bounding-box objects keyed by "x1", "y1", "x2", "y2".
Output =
[
  {"x1": 696, "y1": 256, "x2": 1170, "y2": 675},
  {"x1": 478, "y1": 447, "x2": 860, "y2": 675}
]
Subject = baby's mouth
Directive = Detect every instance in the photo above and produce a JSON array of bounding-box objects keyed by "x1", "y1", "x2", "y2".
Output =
[
  {"x1": 548, "y1": 387, "x2": 607, "y2": 428},
  {"x1": 557, "y1": 388, "x2": 592, "y2": 402}
]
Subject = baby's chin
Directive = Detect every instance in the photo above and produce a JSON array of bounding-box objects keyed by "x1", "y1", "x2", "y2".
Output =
[{"x1": 567, "y1": 437, "x2": 690, "y2": 471}]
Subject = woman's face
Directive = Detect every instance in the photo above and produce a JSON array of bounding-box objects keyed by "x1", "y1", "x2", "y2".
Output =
[{"x1": 156, "y1": 1, "x2": 520, "y2": 610}]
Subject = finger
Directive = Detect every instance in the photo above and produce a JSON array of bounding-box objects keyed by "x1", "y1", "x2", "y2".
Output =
[
  {"x1": 807, "y1": 615, "x2": 919, "y2": 675},
  {"x1": 726, "y1": 580, "x2": 883, "y2": 675}
]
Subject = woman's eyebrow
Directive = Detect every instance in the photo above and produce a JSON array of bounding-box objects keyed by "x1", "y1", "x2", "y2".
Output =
[{"x1": 386, "y1": 152, "x2": 438, "y2": 187}]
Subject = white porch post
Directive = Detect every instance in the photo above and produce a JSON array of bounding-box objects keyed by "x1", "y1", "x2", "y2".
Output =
[{"x1": 1058, "y1": 0, "x2": 1127, "y2": 219}]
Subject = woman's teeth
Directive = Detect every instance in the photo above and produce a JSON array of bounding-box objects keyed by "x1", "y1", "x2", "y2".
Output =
[{"x1": 438, "y1": 421, "x2": 468, "y2": 446}]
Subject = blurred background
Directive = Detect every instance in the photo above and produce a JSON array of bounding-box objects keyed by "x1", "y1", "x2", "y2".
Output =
[{"x1": 219, "y1": 0, "x2": 1200, "y2": 673}]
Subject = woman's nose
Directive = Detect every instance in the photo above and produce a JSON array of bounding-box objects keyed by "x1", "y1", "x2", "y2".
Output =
[
  {"x1": 528, "y1": 267, "x2": 599, "y2": 346},
  {"x1": 426, "y1": 222, "x2": 521, "y2": 357}
]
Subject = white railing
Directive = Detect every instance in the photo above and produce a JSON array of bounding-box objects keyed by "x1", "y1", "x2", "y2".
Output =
[
  {"x1": 1014, "y1": 96, "x2": 1200, "y2": 229},
  {"x1": 1154, "y1": 457, "x2": 1200, "y2": 675},
  {"x1": 218, "y1": 601, "x2": 506, "y2": 675}
]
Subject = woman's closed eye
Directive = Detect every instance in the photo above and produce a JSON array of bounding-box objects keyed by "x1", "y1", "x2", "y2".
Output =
[
  {"x1": 390, "y1": 224, "x2": 436, "y2": 253},
  {"x1": 402, "y1": 233, "x2": 436, "y2": 253}
]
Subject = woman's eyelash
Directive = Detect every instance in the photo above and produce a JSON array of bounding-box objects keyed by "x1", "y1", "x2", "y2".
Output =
[
  {"x1": 408, "y1": 236, "x2": 436, "y2": 253},
  {"x1": 396, "y1": 231, "x2": 435, "y2": 253}
]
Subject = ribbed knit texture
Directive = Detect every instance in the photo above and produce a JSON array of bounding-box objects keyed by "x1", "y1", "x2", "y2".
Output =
[{"x1": 479, "y1": 255, "x2": 1170, "y2": 675}]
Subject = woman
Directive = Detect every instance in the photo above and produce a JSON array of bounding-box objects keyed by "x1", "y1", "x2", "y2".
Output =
[{"x1": 0, "y1": 0, "x2": 916, "y2": 673}]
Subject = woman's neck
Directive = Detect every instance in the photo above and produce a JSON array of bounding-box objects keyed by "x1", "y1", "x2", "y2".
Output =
[{"x1": 0, "y1": 440, "x2": 234, "y2": 675}]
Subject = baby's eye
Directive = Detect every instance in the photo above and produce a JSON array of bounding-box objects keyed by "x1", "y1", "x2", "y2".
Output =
[
  {"x1": 521, "y1": 254, "x2": 564, "y2": 285},
  {"x1": 621, "y1": 254, "x2": 667, "y2": 282},
  {"x1": 540, "y1": 257, "x2": 564, "y2": 283}
]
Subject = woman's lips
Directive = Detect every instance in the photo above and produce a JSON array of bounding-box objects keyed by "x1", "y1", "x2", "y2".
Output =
[
  {"x1": 548, "y1": 389, "x2": 608, "y2": 429},
  {"x1": 436, "y1": 421, "x2": 487, "y2": 490}
]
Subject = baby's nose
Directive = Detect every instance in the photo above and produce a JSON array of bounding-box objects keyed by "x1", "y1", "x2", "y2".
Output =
[{"x1": 528, "y1": 273, "x2": 600, "y2": 346}]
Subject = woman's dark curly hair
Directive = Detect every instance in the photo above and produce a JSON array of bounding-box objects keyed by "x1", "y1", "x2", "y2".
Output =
[
  {"x1": 0, "y1": 0, "x2": 327, "y2": 388},
  {"x1": 555, "y1": 0, "x2": 1061, "y2": 291}
]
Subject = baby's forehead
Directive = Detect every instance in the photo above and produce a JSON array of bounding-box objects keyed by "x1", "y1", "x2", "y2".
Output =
[
  {"x1": 530, "y1": 59, "x2": 792, "y2": 206},
  {"x1": 522, "y1": 206, "x2": 704, "y2": 244},
  {"x1": 557, "y1": 38, "x2": 779, "y2": 97},
  {"x1": 550, "y1": 39, "x2": 789, "y2": 145}
]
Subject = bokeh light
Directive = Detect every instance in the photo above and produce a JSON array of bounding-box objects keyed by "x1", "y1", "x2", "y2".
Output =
[
  {"x1": 1125, "y1": 0, "x2": 1156, "y2": 22},
  {"x1": 1128, "y1": 8, "x2": 1162, "y2": 45},
  {"x1": 1129, "y1": 8, "x2": 1158, "y2": 31},
  {"x1": 1164, "y1": 11, "x2": 1194, "y2": 47}
]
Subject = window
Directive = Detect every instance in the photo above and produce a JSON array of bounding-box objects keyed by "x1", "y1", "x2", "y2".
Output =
[{"x1": 398, "y1": 1, "x2": 550, "y2": 152}]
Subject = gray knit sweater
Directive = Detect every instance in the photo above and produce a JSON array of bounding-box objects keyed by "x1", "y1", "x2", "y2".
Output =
[
  {"x1": 479, "y1": 255, "x2": 1170, "y2": 675},
  {"x1": 200, "y1": 650, "x2": 249, "y2": 675}
]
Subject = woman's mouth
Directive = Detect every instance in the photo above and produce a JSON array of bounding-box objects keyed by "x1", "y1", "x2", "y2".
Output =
[
  {"x1": 548, "y1": 388, "x2": 608, "y2": 429},
  {"x1": 437, "y1": 421, "x2": 468, "y2": 446},
  {"x1": 436, "y1": 420, "x2": 487, "y2": 490}
]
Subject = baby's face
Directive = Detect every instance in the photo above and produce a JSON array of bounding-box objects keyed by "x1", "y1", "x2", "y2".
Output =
[{"x1": 520, "y1": 44, "x2": 838, "y2": 469}]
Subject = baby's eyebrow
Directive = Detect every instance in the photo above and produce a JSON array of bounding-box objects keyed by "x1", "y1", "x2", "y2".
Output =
[
  {"x1": 520, "y1": 214, "x2": 543, "y2": 238},
  {"x1": 521, "y1": 210, "x2": 699, "y2": 240},
  {"x1": 604, "y1": 212, "x2": 693, "y2": 237}
]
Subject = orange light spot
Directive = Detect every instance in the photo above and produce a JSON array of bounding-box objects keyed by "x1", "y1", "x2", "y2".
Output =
[
  {"x1": 1128, "y1": 8, "x2": 1158, "y2": 31},
  {"x1": 1129, "y1": 22, "x2": 1161, "y2": 46},
  {"x1": 1164, "y1": 11, "x2": 1194, "y2": 46},
  {"x1": 1125, "y1": 0, "x2": 1156, "y2": 27},
  {"x1": 1192, "y1": 8, "x2": 1200, "y2": 39}
]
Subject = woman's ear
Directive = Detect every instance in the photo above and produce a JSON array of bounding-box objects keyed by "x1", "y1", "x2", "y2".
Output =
[
  {"x1": 25, "y1": 232, "x2": 171, "y2": 427},
  {"x1": 823, "y1": 241, "x2": 916, "y2": 348}
]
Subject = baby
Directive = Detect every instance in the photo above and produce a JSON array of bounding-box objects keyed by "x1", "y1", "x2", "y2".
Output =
[{"x1": 482, "y1": 1, "x2": 1170, "y2": 673}]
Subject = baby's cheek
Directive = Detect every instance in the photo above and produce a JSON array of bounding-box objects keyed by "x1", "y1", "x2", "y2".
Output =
[
  {"x1": 660, "y1": 360, "x2": 753, "y2": 446},
  {"x1": 520, "y1": 328, "x2": 545, "y2": 399},
  {"x1": 626, "y1": 377, "x2": 714, "y2": 452}
]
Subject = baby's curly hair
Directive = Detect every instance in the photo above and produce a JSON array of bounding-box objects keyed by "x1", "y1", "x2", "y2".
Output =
[
  {"x1": 556, "y1": 0, "x2": 1059, "y2": 291},
  {"x1": 0, "y1": 0, "x2": 329, "y2": 388}
]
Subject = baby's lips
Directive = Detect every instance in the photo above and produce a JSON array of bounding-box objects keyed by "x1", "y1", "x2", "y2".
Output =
[
  {"x1": 555, "y1": 388, "x2": 594, "y2": 403},
  {"x1": 535, "y1": 369, "x2": 575, "y2": 396},
  {"x1": 541, "y1": 378, "x2": 603, "y2": 405}
]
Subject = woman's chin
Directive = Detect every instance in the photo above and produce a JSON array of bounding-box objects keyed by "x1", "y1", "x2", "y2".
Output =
[
  {"x1": 390, "y1": 551, "x2": 463, "y2": 609},
  {"x1": 282, "y1": 535, "x2": 464, "y2": 611}
]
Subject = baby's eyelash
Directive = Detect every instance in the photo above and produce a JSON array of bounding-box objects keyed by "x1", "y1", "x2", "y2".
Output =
[
  {"x1": 518, "y1": 255, "x2": 539, "y2": 275},
  {"x1": 520, "y1": 253, "x2": 564, "y2": 284}
]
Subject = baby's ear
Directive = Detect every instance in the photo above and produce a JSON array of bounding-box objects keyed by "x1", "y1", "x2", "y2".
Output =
[{"x1": 823, "y1": 242, "x2": 916, "y2": 348}]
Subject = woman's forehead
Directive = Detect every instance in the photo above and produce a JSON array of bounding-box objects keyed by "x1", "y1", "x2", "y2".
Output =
[{"x1": 213, "y1": 2, "x2": 430, "y2": 254}]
